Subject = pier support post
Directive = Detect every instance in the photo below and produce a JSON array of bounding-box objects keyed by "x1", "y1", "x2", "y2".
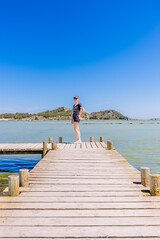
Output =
[
  {"x1": 100, "y1": 136, "x2": 104, "y2": 142},
  {"x1": 90, "y1": 137, "x2": 94, "y2": 142},
  {"x1": 42, "y1": 141, "x2": 47, "y2": 157},
  {"x1": 107, "y1": 141, "x2": 113, "y2": 150},
  {"x1": 19, "y1": 169, "x2": 29, "y2": 187},
  {"x1": 52, "y1": 142, "x2": 57, "y2": 150},
  {"x1": 49, "y1": 137, "x2": 52, "y2": 143},
  {"x1": 59, "y1": 137, "x2": 62, "y2": 143},
  {"x1": 150, "y1": 174, "x2": 160, "y2": 196},
  {"x1": 141, "y1": 167, "x2": 150, "y2": 187},
  {"x1": 8, "y1": 175, "x2": 19, "y2": 196}
]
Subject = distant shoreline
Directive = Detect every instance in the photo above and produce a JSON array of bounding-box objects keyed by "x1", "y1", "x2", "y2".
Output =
[
  {"x1": 0, "y1": 107, "x2": 159, "y2": 121},
  {"x1": 0, "y1": 118, "x2": 160, "y2": 122},
  {"x1": 0, "y1": 107, "x2": 129, "y2": 121}
]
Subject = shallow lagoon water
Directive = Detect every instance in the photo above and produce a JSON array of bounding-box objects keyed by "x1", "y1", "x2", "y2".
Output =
[{"x1": 0, "y1": 120, "x2": 160, "y2": 194}]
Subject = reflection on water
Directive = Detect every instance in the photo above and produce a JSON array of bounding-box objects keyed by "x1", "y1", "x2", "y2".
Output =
[
  {"x1": 0, "y1": 172, "x2": 11, "y2": 195},
  {"x1": 0, "y1": 120, "x2": 160, "y2": 194},
  {"x1": 0, "y1": 154, "x2": 40, "y2": 195}
]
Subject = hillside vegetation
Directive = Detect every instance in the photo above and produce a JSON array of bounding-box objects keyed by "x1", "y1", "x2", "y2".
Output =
[
  {"x1": 90, "y1": 110, "x2": 128, "y2": 120},
  {"x1": 0, "y1": 107, "x2": 128, "y2": 120}
]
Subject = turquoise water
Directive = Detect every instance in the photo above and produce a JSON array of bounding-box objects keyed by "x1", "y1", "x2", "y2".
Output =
[{"x1": 0, "y1": 120, "x2": 160, "y2": 194}]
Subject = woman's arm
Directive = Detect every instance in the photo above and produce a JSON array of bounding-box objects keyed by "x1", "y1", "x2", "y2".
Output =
[
  {"x1": 71, "y1": 112, "x2": 74, "y2": 124},
  {"x1": 80, "y1": 106, "x2": 85, "y2": 117}
]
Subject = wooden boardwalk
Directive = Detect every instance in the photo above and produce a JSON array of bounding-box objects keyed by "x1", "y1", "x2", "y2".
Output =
[
  {"x1": 0, "y1": 143, "x2": 51, "y2": 154},
  {"x1": 1, "y1": 142, "x2": 160, "y2": 239}
]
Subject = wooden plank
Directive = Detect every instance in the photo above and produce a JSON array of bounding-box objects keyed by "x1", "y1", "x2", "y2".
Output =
[
  {"x1": 38, "y1": 158, "x2": 129, "y2": 163},
  {"x1": 30, "y1": 167, "x2": 139, "y2": 171},
  {"x1": 29, "y1": 177, "x2": 140, "y2": 182},
  {"x1": 1, "y1": 202, "x2": 159, "y2": 209},
  {"x1": 40, "y1": 154, "x2": 126, "y2": 157},
  {"x1": 1, "y1": 209, "x2": 160, "y2": 217},
  {"x1": 35, "y1": 160, "x2": 130, "y2": 165},
  {"x1": 46, "y1": 154, "x2": 116, "y2": 158},
  {"x1": 31, "y1": 169, "x2": 138, "y2": 173},
  {"x1": 64, "y1": 144, "x2": 71, "y2": 150},
  {"x1": 1, "y1": 216, "x2": 160, "y2": 226},
  {"x1": 20, "y1": 191, "x2": 141, "y2": 197},
  {"x1": 81, "y1": 142, "x2": 86, "y2": 150},
  {"x1": 61, "y1": 144, "x2": 67, "y2": 150},
  {"x1": 1, "y1": 226, "x2": 160, "y2": 238},
  {"x1": 30, "y1": 171, "x2": 139, "y2": 176},
  {"x1": 31, "y1": 170, "x2": 139, "y2": 174},
  {"x1": 0, "y1": 196, "x2": 157, "y2": 203},
  {"x1": 34, "y1": 158, "x2": 130, "y2": 163},
  {"x1": 34, "y1": 159, "x2": 131, "y2": 164},
  {"x1": 95, "y1": 141, "x2": 104, "y2": 149},
  {"x1": 28, "y1": 179, "x2": 139, "y2": 184},
  {"x1": 29, "y1": 172, "x2": 140, "y2": 176},
  {"x1": 32, "y1": 167, "x2": 134, "y2": 171},
  {"x1": 22, "y1": 185, "x2": 143, "y2": 191},
  {"x1": 0, "y1": 143, "x2": 41, "y2": 150},
  {"x1": 1, "y1": 238, "x2": 159, "y2": 240},
  {"x1": 57, "y1": 143, "x2": 62, "y2": 150},
  {"x1": 85, "y1": 142, "x2": 92, "y2": 149},
  {"x1": 76, "y1": 143, "x2": 81, "y2": 150},
  {"x1": 32, "y1": 143, "x2": 42, "y2": 149},
  {"x1": 32, "y1": 165, "x2": 137, "y2": 169},
  {"x1": 29, "y1": 175, "x2": 140, "y2": 179},
  {"x1": 34, "y1": 160, "x2": 131, "y2": 165},
  {"x1": 90, "y1": 142, "x2": 98, "y2": 149},
  {"x1": 100, "y1": 141, "x2": 107, "y2": 148},
  {"x1": 57, "y1": 143, "x2": 65, "y2": 150},
  {"x1": 0, "y1": 143, "x2": 11, "y2": 149},
  {"x1": 70, "y1": 143, "x2": 76, "y2": 149}
]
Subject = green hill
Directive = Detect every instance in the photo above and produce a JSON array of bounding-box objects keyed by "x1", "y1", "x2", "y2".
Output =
[
  {"x1": 90, "y1": 109, "x2": 128, "y2": 120},
  {"x1": 0, "y1": 107, "x2": 128, "y2": 121}
]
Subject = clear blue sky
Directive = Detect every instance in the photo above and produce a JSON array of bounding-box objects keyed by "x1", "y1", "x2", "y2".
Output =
[{"x1": 0, "y1": 0, "x2": 160, "y2": 119}]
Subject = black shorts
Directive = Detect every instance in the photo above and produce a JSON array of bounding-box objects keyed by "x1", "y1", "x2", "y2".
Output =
[{"x1": 73, "y1": 115, "x2": 80, "y2": 123}]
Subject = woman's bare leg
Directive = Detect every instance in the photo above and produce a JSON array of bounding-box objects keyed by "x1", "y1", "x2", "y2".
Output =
[{"x1": 74, "y1": 122, "x2": 81, "y2": 140}]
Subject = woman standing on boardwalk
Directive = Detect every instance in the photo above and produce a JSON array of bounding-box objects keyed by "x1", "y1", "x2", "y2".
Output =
[{"x1": 72, "y1": 96, "x2": 85, "y2": 143}]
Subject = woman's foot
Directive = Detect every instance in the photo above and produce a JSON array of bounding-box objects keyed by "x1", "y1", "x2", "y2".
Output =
[{"x1": 74, "y1": 139, "x2": 82, "y2": 143}]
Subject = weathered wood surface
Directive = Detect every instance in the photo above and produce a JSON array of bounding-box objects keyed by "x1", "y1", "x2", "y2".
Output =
[
  {"x1": 0, "y1": 141, "x2": 106, "y2": 154},
  {"x1": 1, "y1": 142, "x2": 160, "y2": 239},
  {"x1": 0, "y1": 143, "x2": 48, "y2": 154}
]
